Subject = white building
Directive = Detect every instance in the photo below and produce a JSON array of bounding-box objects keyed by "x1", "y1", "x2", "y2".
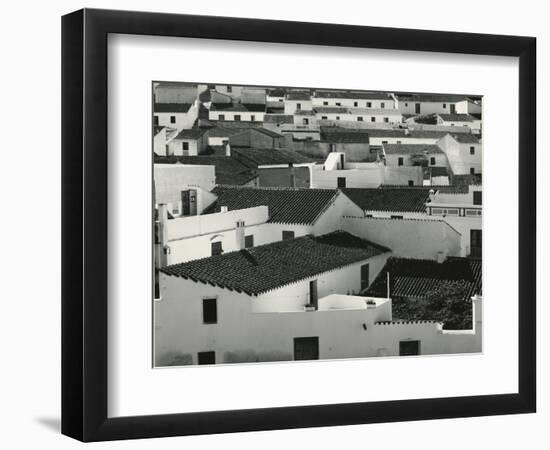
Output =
[
  {"x1": 154, "y1": 233, "x2": 481, "y2": 366},
  {"x1": 427, "y1": 185, "x2": 482, "y2": 257},
  {"x1": 312, "y1": 91, "x2": 396, "y2": 109},
  {"x1": 284, "y1": 92, "x2": 312, "y2": 115},
  {"x1": 436, "y1": 114, "x2": 482, "y2": 134},
  {"x1": 208, "y1": 103, "x2": 265, "y2": 122},
  {"x1": 437, "y1": 133, "x2": 482, "y2": 175},
  {"x1": 153, "y1": 101, "x2": 200, "y2": 131},
  {"x1": 395, "y1": 94, "x2": 472, "y2": 115},
  {"x1": 382, "y1": 143, "x2": 449, "y2": 169}
]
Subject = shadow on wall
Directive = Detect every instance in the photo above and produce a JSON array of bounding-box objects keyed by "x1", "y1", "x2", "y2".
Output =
[
  {"x1": 224, "y1": 349, "x2": 292, "y2": 364},
  {"x1": 156, "y1": 351, "x2": 194, "y2": 366}
]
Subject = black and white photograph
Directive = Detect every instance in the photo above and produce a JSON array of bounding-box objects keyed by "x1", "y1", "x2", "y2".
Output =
[{"x1": 153, "y1": 82, "x2": 483, "y2": 367}]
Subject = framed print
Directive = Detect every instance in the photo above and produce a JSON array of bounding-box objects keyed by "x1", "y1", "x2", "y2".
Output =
[{"x1": 61, "y1": 8, "x2": 536, "y2": 442}]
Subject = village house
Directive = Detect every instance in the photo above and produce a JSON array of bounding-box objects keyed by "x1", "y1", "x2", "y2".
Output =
[
  {"x1": 230, "y1": 147, "x2": 315, "y2": 188},
  {"x1": 154, "y1": 82, "x2": 199, "y2": 104},
  {"x1": 284, "y1": 91, "x2": 313, "y2": 114},
  {"x1": 228, "y1": 127, "x2": 286, "y2": 149},
  {"x1": 153, "y1": 126, "x2": 179, "y2": 156},
  {"x1": 320, "y1": 130, "x2": 372, "y2": 161},
  {"x1": 345, "y1": 108, "x2": 403, "y2": 126},
  {"x1": 454, "y1": 99, "x2": 482, "y2": 116},
  {"x1": 427, "y1": 185, "x2": 482, "y2": 257},
  {"x1": 394, "y1": 94, "x2": 472, "y2": 115},
  {"x1": 166, "y1": 127, "x2": 208, "y2": 156},
  {"x1": 266, "y1": 88, "x2": 286, "y2": 104},
  {"x1": 208, "y1": 103, "x2": 266, "y2": 122},
  {"x1": 213, "y1": 85, "x2": 266, "y2": 104},
  {"x1": 435, "y1": 113, "x2": 482, "y2": 134},
  {"x1": 154, "y1": 231, "x2": 481, "y2": 366},
  {"x1": 153, "y1": 101, "x2": 200, "y2": 131},
  {"x1": 382, "y1": 143, "x2": 449, "y2": 170},
  {"x1": 436, "y1": 133, "x2": 482, "y2": 175},
  {"x1": 312, "y1": 90, "x2": 396, "y2": 109}
]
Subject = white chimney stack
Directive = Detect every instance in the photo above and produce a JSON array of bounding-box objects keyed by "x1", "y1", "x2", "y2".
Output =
[
  {"x1": 436, "y1": 251, "x2": 446, "y2": 264},
  {"x1": 225, "y1": 141, "x2": 231, "y2": 156},
  {"x1": 235, "y1": 220, "x2": 245, "y2": 250},
  {"x1": 220, "y1": 205, "x2": 228, "y2": 213}
]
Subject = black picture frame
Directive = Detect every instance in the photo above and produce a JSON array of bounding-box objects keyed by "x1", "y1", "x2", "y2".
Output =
[{"x1": 61, "y1": 8, "x2": 536, "y2": 442}]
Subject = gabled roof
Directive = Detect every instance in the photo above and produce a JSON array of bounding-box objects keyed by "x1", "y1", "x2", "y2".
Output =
[
  {"x1": 437, "y1": 113, "x2": 476, "y2": 122},
  {"x1": 447, "y1": 133, "x2": 480, "y2": 144},
  {"x1": 231, "y1": 147, "x2": 315, "y2": 167},
  {"x1": 250, "y1": 127, "x2": 285, "y2": 138},
  {"x1": 383, "y1": 144, "x2": 444, "y2": 155},
  {"x1": 267, "y1": 88, "x2": 286, "y2": 97},
  {"x1": 205, "y1": 186, "x2": 340, "y2": 225},
  {"x1": 286, "y1": 92, "x2": 311, "y2": 101},
  {"x1": 263, "y1": 114, "x2": 294, "y2": 124},
  {"x1": 314, "y1": 107, "x2": 349, "y2": 114},
  {"x1": 365, "y1": 256, "x2": 482, "y2": 300},
  {"x1": 154, "y1": 103, "x2": 193, "y2": 113},
  {"x1": 205, "y1": 126, "x2": 243, "y2": 138},
  {"x1": 343, "y1": 188, "x2": 430, "y2": 213},
  {"x1": 161, "y1": 231, "x2": 391, "y2": 296},
  {"x1": 315, "y1": 91, "x2": 392, "y2": 100},
  {"x1": 174, "y1": 128, "x2": 207, "y2": 140},
  {"x1": 395, "y1": 94, "x2": 471, "y2": 103},
  {"x1": 210, "y1": 103, "x2": 266, "y2": 112},
  {"x1": 323, "y1": 131, "x2": 371, "y2": 143}
]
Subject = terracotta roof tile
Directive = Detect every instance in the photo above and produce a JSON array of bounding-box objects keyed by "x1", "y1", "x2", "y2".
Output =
[
  {"x1": 343, "y1": 188, "x2": 430, "y2": 213},
  {"x1": 161, "y1": 231, "x2": 390, "y2": 295}
]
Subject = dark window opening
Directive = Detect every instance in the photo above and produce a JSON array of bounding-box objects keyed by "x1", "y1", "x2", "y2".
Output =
[
  {"x1": 371, "y1": 117, "x2": 376, "y2": 122},
  {"x1": 470, "y1": 146, "x2": 475, "y2": 155},
  {"x1": 337, "y1": 177, "x2": 346, "y2": 188},
  {"x1": 398, "y1": 157, "x2": 404, "y2": 166},
  {"x1": 470, "y1": 167, "x2": 476, "y2": 175},
  {"x1": 202, "y1": 298, "x2": 217, "y2": 324},
  {"x1": 218, "y1": 114, "x2": 225, "y2": 121},
  {"x1": 309, "y1": 280, "x2": 318, "y2": 309},
  {"x1": 170, "y1": 115, "x2": 176, "y2": 124},
  {"x1": 430, "y1": 157, "x2": 436, "y2": 165},
  {"x1": 282, "y1": 230, "x2": 295, "y2": 241},
  {"x1": 473, "y1": 191, "x2": 482, "y2": 205},
  {"x1": 211, "y1": 241, "x2": 223, "y2": 256},
  {"x1": 244, "y1": 235, "x2": 254, "y2": 248},
  {"x1": 198, "y1": 351, "x2": 215, "y2": 365},
  {"x1": 234, "y1": 115, "x2": 241, "y2": 121},
  {"x1": 408, "y1": 180, "x2": 414, "y2": 186},
  {"x1": 154, "y1": 116, "x2": 159, "y2": 125},
  {"x1": 357, "y1": 116, "x2": 364, "y2": 122},
  {"x1": 294, "y1": 337, "x2": 319, "y2": 360},
  {"x1": 399, "y1": 340, "x2": 420, "y2": 356},
  {"x1": 182, "y1": 142, "x2": 189, "y2": 151},
  {"x1": 367, "y1": 102, "x2": 372, "y2": 107}
]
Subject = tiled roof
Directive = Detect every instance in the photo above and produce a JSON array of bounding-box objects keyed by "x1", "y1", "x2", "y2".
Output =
[
  {"x1": 294, "y1": 110, "x2": 316, "y2": 116},
  {"x1": 154, "y1": 103, "x2": 193, "y2": 113},
  {"x1": 395, "y1": 94, "x2": 471, "y2": 103},
  {"x1": 205, "y1": 186, "x2": 340, "y2": 224},
  {"x1": 350, "y1": 108, "x2": 402, "y2": 115},
  {"x1": 438, "y1": 113, "x2": 475, "y2": 122},
  {"x1": 314, "y1": 107, "x2": 349, "y2": 114},
  {"x1": 343, "y1": 188, "x2": 430, "y2": 213},
  {"x1": 205, "y1": 126, "x2": 242, "y2": 138},
  {"x1": 263, "y1": 114, "x2": 294, "y2": 124},
  {"x1": 212, "y1": 121, "x2": 264, "y2": 129},
  {"x1": 161, "y1": 231, "x2": 390, "y2": 295},
  {"x1": 153, "y1": 155, "x2": 257, "y2": 186},
  {"x1": 210, "y1": 103, "x2": 266, "y2": 112},
  {"x1": 449, "y1": 133, "x2": 480, "y2": 144},
  {"x1": 322, "y1": 131, "x2": 371, "y2": 143},
  {"x1": 251, "y1": 127, "x2": 284, "y2": 138},
  {"x1": 268, "y1": 88, "x2": 286, "y2": 97},
  {"x1": 426, "y1": 166, "x2": 450, "y2": 177},
  {"x1": 383, "y1": 144, "x2": 444, "y2": 155},
  {"x1": 153, "y1": 125, "x2": 165, "y2": 136},
  {"x1": 315, "y1": 91, "x2": 392, "y2": 100},
  {"x1": 286, "y1": 92, "x2": 311, "y2": 101},
  {"x1": 365, "y1": 256, "x2": 482, "y2": 300},
  {"x1": 231, "y1": 147, "x2": 315, "y2": 167},
  {"x1": 174, "y1": 128, "x2": 207, "y2": 140}
]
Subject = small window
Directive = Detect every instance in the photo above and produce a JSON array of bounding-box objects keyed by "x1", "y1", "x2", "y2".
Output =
[
  {"x1": 405, "y1": 102, "x2": 408, "y2": 107},
  {"x1": 198, "y1": 351, "x2": 215, "y2": 365},
  {"x1": 398, "y1": 157, "x2": 404, "y2": 166},
  {"x1": 322, "y1": 116, "x2": 328, "y2": 120},
  {"x1": 244, "y1": 234, "x2": 254, "y2": 248},
  {"x1": 154, "y1": 116, "x2": 159, "y2": 125},
  {"x1": 282, "y1": 230, "x2": 295, "y2": 241},
  {"x1": 296, "y1": 103, "x2": 301, "y2": 110},
  {"x1": 336, "y1": 102, "x2": 341, "y2": 106},
  {"x1": 470, "y1": 168, "x2": 476, "y2": 175},
  {"x1": 226, "y1": 85, "x2": 232, "y2": 93},
  {"x1": 336, "y1": 116, "x2": 340, "y2": 120},
  {"x1": 443, "y1": 103, "x2": 447, "y2": 108},
  {"x1": 396, "y1": 141, "x2": 402, "y2": 144},
  {"x1": 381, "y1": 102, "x2": 385, "y2": 109},
  {"x1": 337, "y1": 177, "x2": 346, "y2": 188},
  {"x1": 354, "y1": 101, "x2": 358, "y2": 107},
  {"x1": 391, "y1": 215, "x2": 404, "y2": 220},
  {"x1": 408, "y1": 180, "x2": 414, "y2": 186},
  {"x1": 383, "y1": 117, "x2": 389, "y2": 123},
  {"x1": 371, "y1": 117, "x2": 376, "y2": 122},
  {"x1": 250, "y1": 115, "x2": 255, "y2": 122},
  {"x1": 473, "y1": 191, "x2": 482, "y2": 205},
  {"x1": 323, "y1": 101, "x2": 329, "y2": 106},
  {"x1": 366, "y1": 102, "x2": 372, "y2": 108},
  {"x1": 399, "y1": 340, "x2": 420, "y2": 356},
  {"x1": 170, "y1": 115, "x2": 176, "y2": 124},
  {"x1": 182, "y1": 142, "x2": 189, "y2": 151},
  {"x1": 357, "y1": 116, "x2": 364, "y2": 122},
  {"x1": 202, "y1": 298, "x2": 217, "y2": 324},
  {"x1": 211, "y1": 241, "x2": 223, "y2": 256},
  {"x1": 470, "y1": 146, "x2": 475, "y2": 155},
  {"x1": 430, "y1": 157, "x2": 436, "y2": 165},
  {"x1": 234, "y1": 115, "x2": 241, "y2": 121},
  {"x1": 303, "y1": 118, "x2": 309, "y2": 125},
  {"x1": 218, "y1": 114, "x2": 225, "y2": 121},
  {"x1": 381, "y1": 140, "x2": 388, "y2": 145}
]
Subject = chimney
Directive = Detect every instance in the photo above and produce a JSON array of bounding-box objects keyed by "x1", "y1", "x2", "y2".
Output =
[
  {"x1": 428, "y1": 188, "x2": 435, "y2": 202},
  {"x1": 436, "y1": 251, "x2": 446, "y2": 263},
  {"x1": 220, "y1": 205, "x2": 228, "y2": 213},
  {"x1": 235, "y1": 220, "x2": 245, "y2": 250},
  {"x1": 289, "y1": 164, "x2": 296, "y2": 188},
  {"x1": 224, "y1": 141, "x2": 231, "y2": 156}
]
